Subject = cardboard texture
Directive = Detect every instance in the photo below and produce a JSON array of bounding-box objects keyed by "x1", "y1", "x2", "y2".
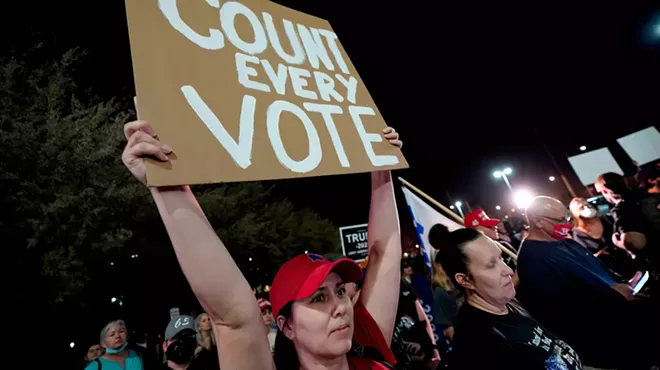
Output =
[{"x1": 125, "y1": 0, "x2": 408, "y2": 186}]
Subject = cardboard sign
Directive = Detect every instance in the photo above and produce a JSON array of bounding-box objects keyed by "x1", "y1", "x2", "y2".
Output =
[
  {"x1": 339, "y1": 224, "x2": 368, "y2": 262},
  {"x1": 125, "y1": 0, "x2": 408, "y2": 186}
]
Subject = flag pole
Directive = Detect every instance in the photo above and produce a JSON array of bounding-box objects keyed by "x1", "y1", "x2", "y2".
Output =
[
  {"x1": 398, "y1": 177, "x2": 464, "y2": 223},
  {"x1": 398, "y1": 177, "x2": 517, "y2": 261}
]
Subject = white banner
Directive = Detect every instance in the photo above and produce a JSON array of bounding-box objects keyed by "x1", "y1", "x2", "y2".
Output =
[
  {"x1": 568, "y1": 147, "x2": 624, "y2": 186},
  {"x1": 401, "y1": 186, "x2": 463, "y2": 271},
  {"x1": 617, "y1": 126, "x2": 660, "y2": 166}
]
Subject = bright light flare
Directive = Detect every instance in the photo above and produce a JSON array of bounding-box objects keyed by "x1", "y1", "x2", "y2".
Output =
[
  {"x1": 549, "y1": 176, "x2": 556, "y2": 181},
  {"x1": 455, "y1": 201, "x2": 462, "y2": 207},
  {"x1": 503, "y1": 168, "x2": 513, "y2": 175},
  {"x1": 495, "y1": 205, "x2": 501, "y2": 210},
  {"x1": 514, "y1": 190, "x2": 534, "y2": 210}
]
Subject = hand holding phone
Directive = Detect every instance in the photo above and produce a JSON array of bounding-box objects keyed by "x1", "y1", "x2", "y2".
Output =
[{"x1": 629, "y1": 271, "x2": 649, "y2": 295}]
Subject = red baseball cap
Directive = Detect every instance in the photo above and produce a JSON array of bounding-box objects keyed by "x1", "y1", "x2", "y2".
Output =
[
  {"x1": 269, "y1": 253, "x2": 362, "y2": 319},
  {"x1": 464, "y1": 209, "x2": 500, "y2": 228},
  {"x1": 257, "y1": 298, "x2": 271, "y2": 311}
]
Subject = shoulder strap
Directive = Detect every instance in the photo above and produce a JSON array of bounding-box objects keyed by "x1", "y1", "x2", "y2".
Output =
[
  {"x1": 95, "y1": 358, "x2": 102, "y2": 370},
  {"x1": 349, "y1": 342, "x2": 396, "y2": 369}
]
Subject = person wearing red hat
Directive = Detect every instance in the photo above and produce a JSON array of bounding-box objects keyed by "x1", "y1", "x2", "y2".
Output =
[
  {"x1": 257, "y1": 298, "x2": 278, "y2": 354},
  {"x1": 464, "y1": 209, "x2": 518, "y2": 269},
  {"x1": 121, "y1": 120, "x2": 403, "y2": 370},
  {"x1": 463, "y1": 209, "x2": 500, "y2": 240}
]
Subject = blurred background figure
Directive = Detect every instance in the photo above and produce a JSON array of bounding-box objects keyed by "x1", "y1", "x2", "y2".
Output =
[
  {"x1": 86, "y1": 320, "x2": 144, "y2": 370},
  {"x1": 636, "y1": 161, "x2": 660, "y2": 194},
  {"x1": 84, "y1": 344, "x2": 104, "y2": 363},
  {"x1": 257, "y1": 298, "x2": 277, "y2": 353},
  {"x1": 431, "y1": 258, "x2": 458, "y2": 358},
  {"x1": 401, "y1": 260, "x2": 413, "y2": 283},
  {"x1": 497, "y1": 220, "x2": 522, "y2": 251},
  {"x1": 194, "y1": 312, "x2": 219, "y2": 369},
  {"x1": 595, "y1": 172, "x2": 660, "y2": 268},
  {"x1": 569, "y1": 197, "x2": 640, "y2": 279},
  {"x1": 392, "y1": 258, "x2": 440, "y2": 369},
  {"x1": 163, "y1": 313, "x2": 199, "y2": 370}
]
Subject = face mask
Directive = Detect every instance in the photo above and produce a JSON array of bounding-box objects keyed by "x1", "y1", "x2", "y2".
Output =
[
  {"x1": 552, "y1": 223, "x2": 573, "y2": 240},
  {"x1": 579, "y1": 207, "x2": 598, "y2": 219},
  {"x1": 105, "y1": 342, "x2": 128, "y2": 354},
  {"x1": 166, "y1": 336, "x2": 197, "y2": 365}
]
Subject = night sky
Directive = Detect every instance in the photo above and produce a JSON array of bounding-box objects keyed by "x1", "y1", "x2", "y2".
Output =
[
  {"x1": 3, "y1": 1, "x2": 660, "y2": 360},
  {"x1": 3, "y1": 1, "x2": 658, "y2": 228}
]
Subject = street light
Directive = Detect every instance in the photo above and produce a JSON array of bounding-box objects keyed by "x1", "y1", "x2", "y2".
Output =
[
  {"x1": 454, "y1": 201, "x2": 464, "y2": 218},
  {"x1": 493, "y1": 168, "x2": 513, "y2": 192},
  {"x1": 70, "y1": 342, "x2": 75, "y2": 349},
  {"x1": 248, "y1": 257, "x2": 253, "y2": 262},
  {"x1": 495, "y1": 205, "x2": 501, "y2": 210},
  {"x1": 449, "y1": 205, "x2": 455, "y2": 210},
  {"x1": 579, "y1": 145, "x2": 587, "y2": 151},
  {"x1": 549, "y1": 176, "x2": 556, "y2": 182}
]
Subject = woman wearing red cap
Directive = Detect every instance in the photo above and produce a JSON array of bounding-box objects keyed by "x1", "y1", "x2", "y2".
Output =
[{"x1": 121, "y1": 120, "x2": 403, "y2": 369}]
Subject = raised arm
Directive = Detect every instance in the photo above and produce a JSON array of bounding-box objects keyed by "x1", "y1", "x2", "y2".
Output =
[
  {"x1": 121, "y1": 121, "x2": 274, "y2": 370},
  {"x1": 358, "y1": 128, "x2": 403, "y2": 345}
]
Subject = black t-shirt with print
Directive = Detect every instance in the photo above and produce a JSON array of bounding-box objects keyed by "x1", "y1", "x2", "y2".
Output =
[{"x1": 450, "y1": 302, "x2": 581, "y2": 370}]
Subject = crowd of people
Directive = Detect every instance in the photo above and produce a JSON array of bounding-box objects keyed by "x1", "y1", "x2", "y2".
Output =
[{"x1": 79, "y1": 120, "x2": 659, "y2": 370}]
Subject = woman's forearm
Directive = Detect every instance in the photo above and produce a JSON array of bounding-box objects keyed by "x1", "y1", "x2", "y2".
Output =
[
  {"x1": 359, "y1": 171, "x2": 402, "y2": 344},
  {"x1": 150, "y1": 186, "x2": 259, "y2": 327}
]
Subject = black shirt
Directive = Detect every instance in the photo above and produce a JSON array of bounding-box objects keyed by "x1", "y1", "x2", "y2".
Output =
[
  {"x1": 450, "y1": 303, "x2": 581, "y2": 370},
  {"x1": 392, "y1": 280, "x2": 434, "y2": 369},
  {"x1": 194, "y1": 346, "x2": 220, "y2": 370},
  {"x1": 611, "y1": 192, "x2": 660, "y2": 264},
  {"x1": 572, "y1": 223, "x2": 640, "y2": 279}
]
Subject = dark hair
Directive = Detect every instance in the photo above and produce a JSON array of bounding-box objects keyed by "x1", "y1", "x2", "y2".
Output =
[
  {"x1": 596, "y1": 172, "x2": 629, "y2": 194},
  {"x1": 636, "y1": 163, "x2": 660, "y2": 190},
  {"x1": 273, "y1": 303, "x2": 299, "y2": 369},
  {"x1": 428, "y1": 224, "x2": 481, "y2": 292}
]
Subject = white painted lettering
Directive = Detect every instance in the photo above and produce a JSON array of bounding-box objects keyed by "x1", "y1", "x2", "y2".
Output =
[
  {"x1": 236, "y1": 53, "x2": 270, "y2": 92},
  {"x1": 317, "y1": 29, "x2": 349, "y2": 75},
  {"x1": 297, "y1": 25, "x2": 335, "y2": 72},
  {"x1": 348, "y1": 106, "x2": 399, "y2": 166},
  {"x1": 335, "y1": 75, "x2": 358, "y2": 104},
  {"x1": 313, "y1": 72, "x2": 344, "y2": 103},
  {"x1": 220, "y1": 1, "x2": 267, "y2": 55},
  {"x1": 267, "y1": 101, "x2": 322, "y2": 173},
  {"x1": 303, "y1": 103, "x2": 349, "y2": 167},
  {"x1": 288, "y1": 66, "x2": 317, "y2": 100},
  {"x1": 158, "y1": 0, "x2": 224, "y2": 50},
  {"x1": 262, "y1": 12, "x2": 305, "y2": 65},
  {"x1": 181, "y1": 86, "x2": 255, "y2": 169},
  {"x1": 261, "y1": 60, "x2": 288, "y2": 95}
]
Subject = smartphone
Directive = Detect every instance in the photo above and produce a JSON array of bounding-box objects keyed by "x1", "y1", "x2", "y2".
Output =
[{"x1": 632, "y1": 271, "x2": 649, "y2": 295}]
